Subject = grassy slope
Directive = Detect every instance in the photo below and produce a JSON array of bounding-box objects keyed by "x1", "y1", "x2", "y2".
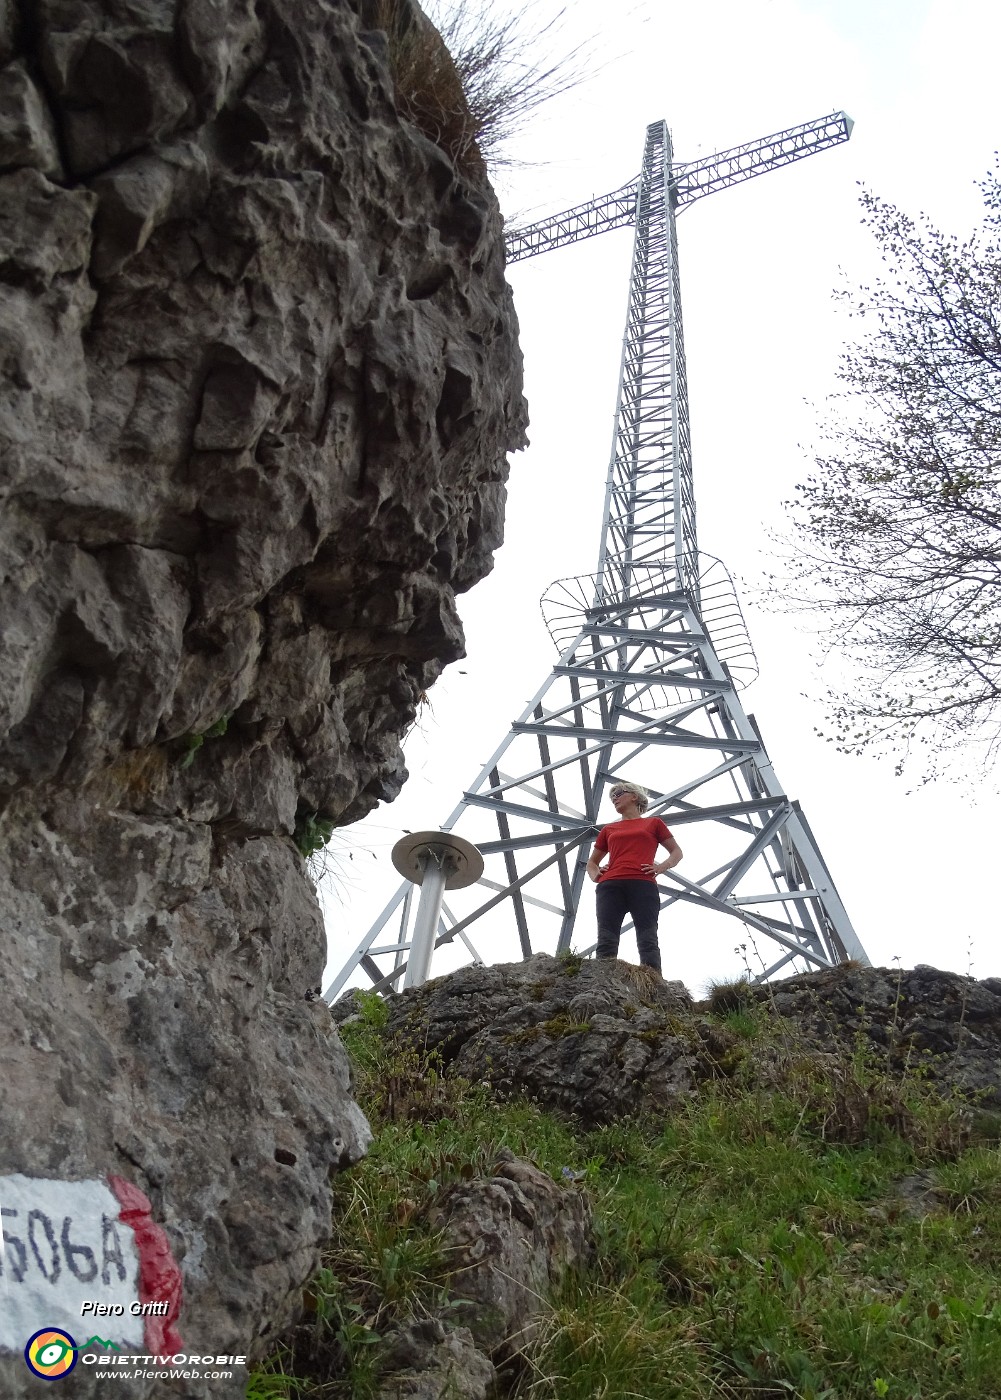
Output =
[{"x1": 251, "y1": 990, "x2": 1001, "y2": 1400}]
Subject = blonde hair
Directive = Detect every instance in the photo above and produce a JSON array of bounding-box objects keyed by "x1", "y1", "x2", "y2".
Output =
[{"x1": 608, "y1": 780, "x2": 649, "y2": 813}]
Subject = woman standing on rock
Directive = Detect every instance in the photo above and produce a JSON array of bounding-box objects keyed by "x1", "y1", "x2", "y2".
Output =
[{"x1": 585, "y1": 781, "x2": 683, "y2": 974}]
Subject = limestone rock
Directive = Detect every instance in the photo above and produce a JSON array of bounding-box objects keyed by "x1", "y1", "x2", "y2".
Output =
[
  {"x1": 376, "y1": 1319, "x2": 496, "y2": 1400},
  {"x1": 0, "y1": 0, "x2": 525, "y2": 1392},
  {"x1": 428, "y1": 1148, "x2": 592, "y2": 1363},
  {"x1": 385, "y1": 954, "x2": 706, "y2": 1123},
  {"x1": 276, "y1": 1149, "x2": 586, "y2": 1398},
  {"x1": 1, "y1": 0, "x2": 525, "y2": 824},
  {"x1": 0, "y1": 793, "x2": 372, "y2": 1397},
  {"x1": 759, "y1": 964, "x2": 1001, "y2": 1105},
  {"x1": 0, "y1": 60, "x2": 63, "y2": 176},
  {"x1": 385, "y1": 957, "x2": 1001, "y2": 1126}
]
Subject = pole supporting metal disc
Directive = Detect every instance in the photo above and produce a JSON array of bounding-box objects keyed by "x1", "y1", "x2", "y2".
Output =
[{"x1": 391, "y1": 831, "x2": 484, "y2": 890}]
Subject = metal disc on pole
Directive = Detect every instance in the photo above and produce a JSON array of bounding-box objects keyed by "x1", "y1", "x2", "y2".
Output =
[
  {"x1": 391, "y1": 832, "x2": 484, "y2": 889},
  {"x1": 389, "y1": 832, "x2": 485, "y2": 989}
]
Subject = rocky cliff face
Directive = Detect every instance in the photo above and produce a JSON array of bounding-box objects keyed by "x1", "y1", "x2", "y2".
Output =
[{"x1": 0, "y1": 0, "x2": 526, "y2": 1391}]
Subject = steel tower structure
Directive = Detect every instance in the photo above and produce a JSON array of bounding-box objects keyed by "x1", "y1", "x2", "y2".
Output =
[{"x1": 326, "y1": 111, "x2": 870, "y2": 1001}]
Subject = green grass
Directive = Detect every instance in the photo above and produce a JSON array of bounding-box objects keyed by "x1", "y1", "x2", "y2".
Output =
[
  {"x1": 251, "y1": 997, "x2": 1001, "y2": 1399},
  {"x1": 567, "y1": 1097, "x2": 1001, "y2": 1398}
]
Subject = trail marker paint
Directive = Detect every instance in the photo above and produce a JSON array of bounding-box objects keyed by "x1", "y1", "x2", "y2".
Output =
[{"x1": 0, "y1": 1175, "x2": 143, "y2": 1351}]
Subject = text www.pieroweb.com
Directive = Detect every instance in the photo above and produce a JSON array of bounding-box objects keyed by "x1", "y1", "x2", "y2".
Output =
[{"x1": 92, "y1": 1368, "x2": 233, "y2": 1381}]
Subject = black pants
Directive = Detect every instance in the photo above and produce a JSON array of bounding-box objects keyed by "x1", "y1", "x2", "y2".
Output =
[{"x1": 595, "y1": 879, "x2": 662, "y2": 973}]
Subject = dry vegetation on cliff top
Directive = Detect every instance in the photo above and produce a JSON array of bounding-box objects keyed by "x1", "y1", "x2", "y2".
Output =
[
  {"x1": 253, "y1": 985, "x2": 1001, "y2": 1400},
  {"x1": 369, "y1": 0, "x2": 593, "y2": 174}
]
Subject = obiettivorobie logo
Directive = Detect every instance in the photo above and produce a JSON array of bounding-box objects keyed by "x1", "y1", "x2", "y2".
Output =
[
  {"x1": 23, "y1": 1329, "x2": 121, "y2": 1380},
  {"x1": 22, "y1": 1329, "x2": 248, "y2": 1381}
]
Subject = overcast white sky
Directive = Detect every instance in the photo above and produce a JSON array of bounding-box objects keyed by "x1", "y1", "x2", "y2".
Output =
[{"x1": 322, "y1": 0, "x2": 1001, "y2": 994}]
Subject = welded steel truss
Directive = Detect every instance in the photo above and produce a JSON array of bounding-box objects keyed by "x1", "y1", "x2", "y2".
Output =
[
  {"x1": 325, "y1": 112, "x2": 868, "y2": 1000},
  {"x1": 503, "y1": 111, "x2": 854, "y2": 262}
]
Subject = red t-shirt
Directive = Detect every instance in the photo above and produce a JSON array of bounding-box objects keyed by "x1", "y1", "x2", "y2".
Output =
[{"x1": 594, "y1": 816, "x2": 673, "y2": 883}]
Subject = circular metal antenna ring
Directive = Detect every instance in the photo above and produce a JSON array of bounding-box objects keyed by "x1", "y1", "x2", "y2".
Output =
[{"x1": 390, "y1": 831, "x2": 484, "y2": 890}]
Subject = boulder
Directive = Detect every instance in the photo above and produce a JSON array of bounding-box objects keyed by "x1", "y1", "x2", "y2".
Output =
[
  {"x1": 376, "y1": 1319, "x2": 496, "y2": 1400},
  {"x1": 385, "y1": 954, "x2": 709, "y2": 1123},
  {"x1": 429, "y1": 1148, "x2": 592, "y2": 1363}
]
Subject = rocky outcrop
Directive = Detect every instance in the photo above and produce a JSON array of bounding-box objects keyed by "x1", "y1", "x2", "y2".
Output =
[
  {"x1": 429, "y1": 1148, "x2": 592, "y2": 1363},
  {"x1": 0, "y1": 0, "x2": 524, "y2": 827},
  {"x1": 373, "y1": 1149, "x2": 592, "y2": 1399},
  {"x1": 0, "y1": 0, "x2": 525, "y2": 1392},
  {"x1": 383, "y1": 956, "x2": 1001, "y2": 1123},
  {"x1": 757, "y1": 963, "x2": 1001, "y2": 1106},
  {"x1": 376, "y1": 1319, "x2": 496, "y2": 1400},
  {"x1": 384, "y1": 954, "x2": 701, "y2": 1123}
]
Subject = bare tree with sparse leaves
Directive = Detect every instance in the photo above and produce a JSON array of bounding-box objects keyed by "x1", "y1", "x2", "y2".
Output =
[{"x1": 772, "y1": 169, "x2": 1001, "y2": 778}]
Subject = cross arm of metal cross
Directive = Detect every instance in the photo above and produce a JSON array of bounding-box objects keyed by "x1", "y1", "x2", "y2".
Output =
[
  {"x1": 504, "y1": 178, "x2": 639, "y2": 262},
  {"x1": 503, "y1": 111, "x2": 852, "y2": 264},
  {"x1": 673, "y1": 110, "x2": 853, "y2": 204}
]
